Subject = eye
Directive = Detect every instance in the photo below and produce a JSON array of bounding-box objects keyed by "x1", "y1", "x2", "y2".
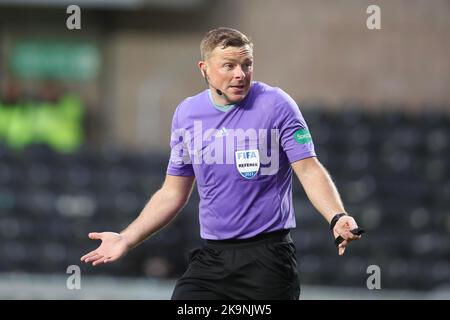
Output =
[
  {"x1": 242, "y1": 62, "x2": 253, "y2": 71},
  {"x1": 223, "y1": 63, "x2": 234, "y2": 70}
]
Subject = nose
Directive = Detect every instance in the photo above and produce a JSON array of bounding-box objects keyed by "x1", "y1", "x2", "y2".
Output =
[{"x1": 233, "y1": 65, "x2": 246, "y2": 79}]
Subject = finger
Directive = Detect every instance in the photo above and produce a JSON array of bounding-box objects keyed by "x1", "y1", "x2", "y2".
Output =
[
  {"x1": 336, "y1": 226, "x2": 362, "y2": 240},
  {"x1": 92, "y1": 256, "x2": 107, "y2": 266},
  {"x1": 81, "y1": 251, "x2": 99, "y2": 262},
  {"x1": 334, "y1": 226, "x2": 352, "y2": 238},
  {"x1": 339, "y1": 239, "x2": 349, "y2": 248},
  {"x1": 103, "y1": 257, "x2": 114, "y2": 264},
  {"x1": 345, "y1": 233, "x2": 363, "y2": 242},
  {"x1": 84, "y1": 253, "x2": 102, "y2": 263},
  {"x1": 343, "y1": 231, "x2": 359, "y2": 240},
  {"x1": 334, "y1": 230, "x2": 352, "y2": 241},
  {"x1": 88, "y1": 232, "x2": 102, "y2": 240},
  {"x1": 335, "y1": 234, "x2": 361, "y2": 253},
  {"x1": 338, "y1": 240, "x2": 348, "y2": 256}
]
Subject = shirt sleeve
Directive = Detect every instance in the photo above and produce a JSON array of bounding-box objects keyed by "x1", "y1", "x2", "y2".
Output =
[
  {"x1": 166, "y1": 103, "x2": 195, "y2": 176},
  {"x1": 275, "y1": 89, "x2": 316, "y2": 163}
]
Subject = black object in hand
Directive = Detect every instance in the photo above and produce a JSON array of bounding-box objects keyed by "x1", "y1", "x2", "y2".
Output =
[{"x1": 334, "y1": 228, "x2": 365, "y2": 247}]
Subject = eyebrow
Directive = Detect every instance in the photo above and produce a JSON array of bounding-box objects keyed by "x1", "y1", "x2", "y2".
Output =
[{"x1": 222, "y1": 57, "x2": 253, "y2": 63}]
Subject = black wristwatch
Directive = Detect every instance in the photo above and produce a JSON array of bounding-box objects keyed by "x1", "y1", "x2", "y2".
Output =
[{"x1": 329, "y1": 213, "x2": 347, "y2": 231}]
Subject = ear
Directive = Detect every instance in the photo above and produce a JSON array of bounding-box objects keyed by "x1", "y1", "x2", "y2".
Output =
[{"x1": 198, "y1": 61, "x2": 207, "y2": 78}]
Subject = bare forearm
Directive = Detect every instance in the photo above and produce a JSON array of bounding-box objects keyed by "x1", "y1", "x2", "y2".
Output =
[
  {"x1": 120, "y1": 188, "x2": 187, "y2": 249},
  {"x1": 296, "y1": 161, "x2": 345, "y2": 224}
]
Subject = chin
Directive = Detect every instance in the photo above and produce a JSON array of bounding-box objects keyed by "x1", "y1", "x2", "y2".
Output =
[
  {"x1": 229, "y1": 94, "x2": 246, "y2": 104},
  {"x1": 232, "y1": 90, "x2": 250, "y2": 101}
]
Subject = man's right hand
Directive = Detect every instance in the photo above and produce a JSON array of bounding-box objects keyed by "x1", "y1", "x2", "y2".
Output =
[{"x1": 80, "y1": 232, "x2": 130, "y2": 266}]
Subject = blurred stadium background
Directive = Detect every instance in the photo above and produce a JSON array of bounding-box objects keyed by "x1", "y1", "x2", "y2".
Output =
[{"x1": 0, "y1": 0, "x2": 449, "y2": 299}]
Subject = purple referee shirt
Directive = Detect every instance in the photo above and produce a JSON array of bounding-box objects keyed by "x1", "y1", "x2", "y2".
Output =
[{"x1": 167, "y1": 81, "x2": 316, "y2": 240}]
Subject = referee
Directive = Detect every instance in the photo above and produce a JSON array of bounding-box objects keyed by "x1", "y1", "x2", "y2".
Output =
[{"x1": 81, "y1": 27, "x2": 363, "y2": 300}]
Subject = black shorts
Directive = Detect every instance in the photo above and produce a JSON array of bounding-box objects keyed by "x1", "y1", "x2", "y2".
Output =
[{"x1": 171, "y1": 229, "x2": 300, "y2": 300}]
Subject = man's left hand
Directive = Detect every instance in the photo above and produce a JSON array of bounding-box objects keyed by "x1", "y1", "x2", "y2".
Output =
[{"x1": 333, "y1": 216, "x2": 363, "y2": 256}]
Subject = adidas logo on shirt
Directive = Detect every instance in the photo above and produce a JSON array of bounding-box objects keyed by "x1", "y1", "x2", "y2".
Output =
[{"x1": 215, "y1": 127, "x2": 229, "y2": 137}]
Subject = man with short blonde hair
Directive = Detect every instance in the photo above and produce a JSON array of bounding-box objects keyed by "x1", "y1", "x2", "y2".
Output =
[{"x1": 82, "y1": 27, "x2": 363, "y2": 300}]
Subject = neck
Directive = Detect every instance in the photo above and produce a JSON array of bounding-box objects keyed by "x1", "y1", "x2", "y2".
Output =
[{"x1": 210, "y1": 88, "x2": 234, "y2": 106}]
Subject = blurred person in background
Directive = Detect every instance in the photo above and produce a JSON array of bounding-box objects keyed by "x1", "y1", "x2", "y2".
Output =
[{"x1": 81, "y1": 27, "x2": 363, "y2": 300}]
